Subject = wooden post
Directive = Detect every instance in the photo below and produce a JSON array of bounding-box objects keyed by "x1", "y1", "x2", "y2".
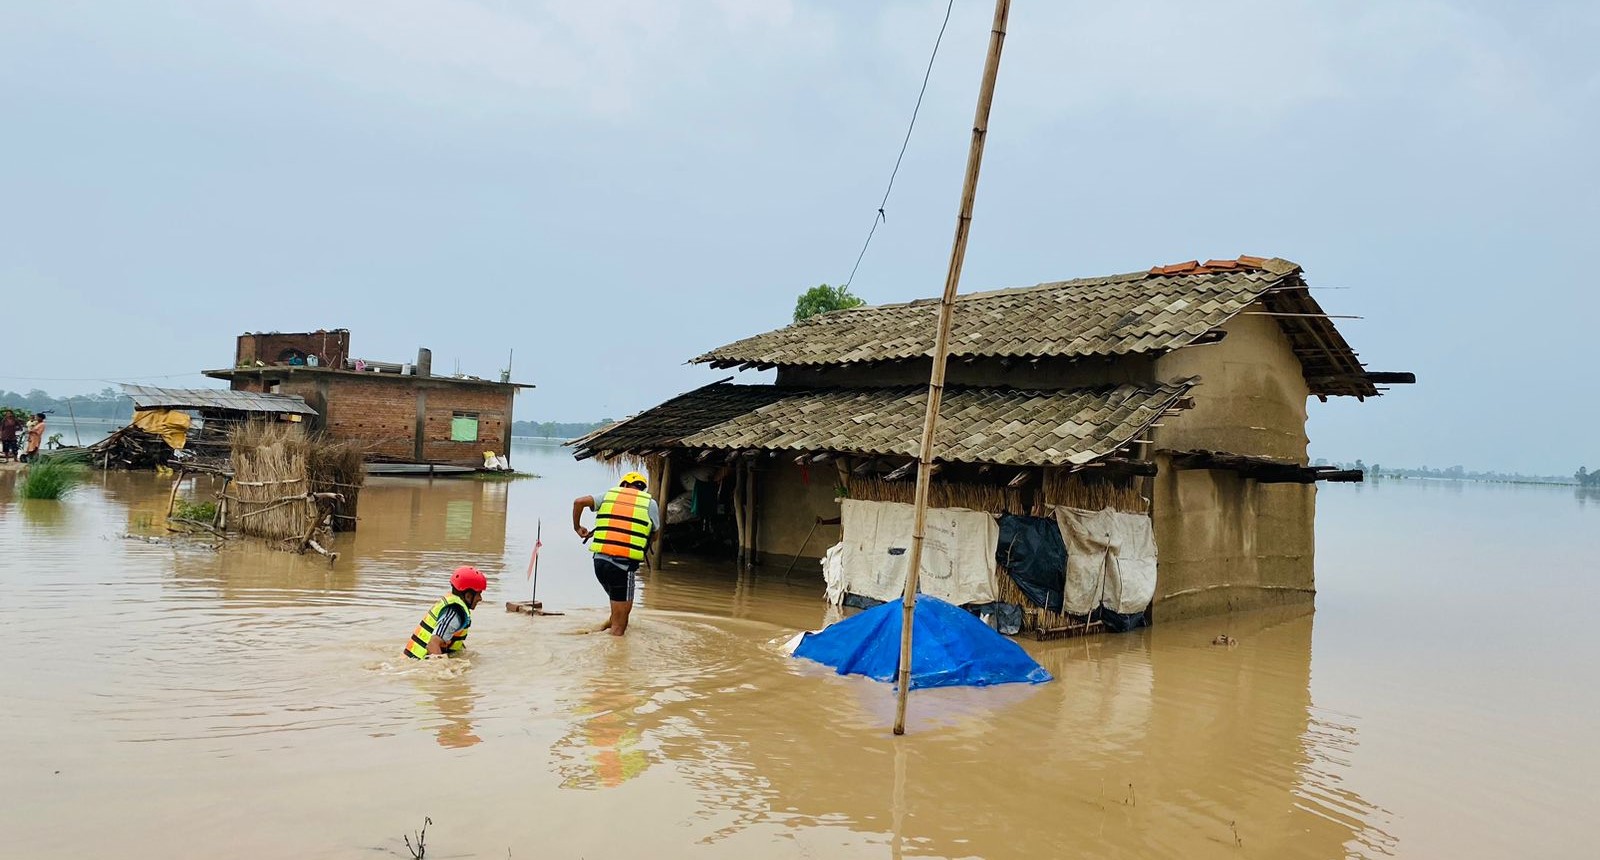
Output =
[
  {"x1": 66, "y1": 398, "x2": 82, "y2": 447},
  {"x1": 747, "y1": 459, "x2": 759, "y2": 568},
  {"x1": 894, "y1": 0, "x2": 1011, "y2": 736},
  {"x1": 732, "y1": 459, "x2": 747, "y2": 569},
  {"x1": 165, "y1": 468, "x2": 186, "y2": 519},
  {"x1": 652, "y1": 455, "x2": 673, "y2": 570}
]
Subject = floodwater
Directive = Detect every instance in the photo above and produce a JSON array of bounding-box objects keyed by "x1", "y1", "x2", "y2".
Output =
[{"x1": 3, "y1": 441, "x2": 1596, "y2": 858}]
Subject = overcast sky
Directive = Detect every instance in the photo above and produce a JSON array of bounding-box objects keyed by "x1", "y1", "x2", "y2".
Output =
[{"x1": 3, "y1": 1, "x2": 1594, "y2": 473}]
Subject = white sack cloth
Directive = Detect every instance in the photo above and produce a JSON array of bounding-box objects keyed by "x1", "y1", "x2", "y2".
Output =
[
  {"x1": 820, "y1": 542, "x2": 847, "y2": 607},
  {"x1": 838, "y1": 499, "x2": 999, "y2": 605},
  {"x1": 1052, "y1": 506, "x2": 1158, "y2": 615},
  {"x1": 665, "y1": 491, "x2": 695, "y2": 525}
]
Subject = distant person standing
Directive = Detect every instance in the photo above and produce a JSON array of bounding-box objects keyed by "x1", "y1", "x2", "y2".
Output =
[
  {"x1": 0, "y1": 412, "x2": 18, "y2": 462},
  {"x1": 572, "y1": 472, "x2": 659, "y2": 637},
  {"x1": 23, "y1": 413, "x2": 45, "y2": 462}
]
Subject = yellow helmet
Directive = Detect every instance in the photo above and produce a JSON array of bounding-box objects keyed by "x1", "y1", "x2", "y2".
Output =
[{"x1": 621, "y1": 471, "x2": 648, "y2": 488}]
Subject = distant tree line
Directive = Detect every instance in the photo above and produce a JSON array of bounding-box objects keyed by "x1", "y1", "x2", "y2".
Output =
[
  {"x1": 0, "y1": 387, "x2": 130, "y2": 420},
  {"x1": 511, "y1": 419, "x2": 611, "y2": 440},
  {"x1": 1577, "y1": 467, "x2": 1600, "y2": 488},
  {"x1": 1314, "y1": 458, "x2": 1580, "y2": 485}
]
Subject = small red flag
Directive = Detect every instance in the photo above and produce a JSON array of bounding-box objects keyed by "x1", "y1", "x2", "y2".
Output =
[{"x1": 526, "y1": 538, "x2": 542, "y2": 581}]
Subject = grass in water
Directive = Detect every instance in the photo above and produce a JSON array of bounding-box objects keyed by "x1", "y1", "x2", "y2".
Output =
[
  {"x1": 466, "y1": 471, "x2": 539, "y2": 482},
  {"x1": 173, "y1": 498, "x2": 218, "y2": 521},
  {"x1": 21, "y1": 454, "x2": 89, "y2": 500}
]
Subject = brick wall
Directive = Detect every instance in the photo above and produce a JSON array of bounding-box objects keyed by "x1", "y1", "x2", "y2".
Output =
[
  {"x1": 236, "y1": 331, "x2": 350, "y2": 369},
  {"x1": 222, "y1": 370, "x2": 517, "y2": 466},
  {"x1": 319, "y1": 376, "x2": 420, "y2": 461},
  {"x1": 418, "y1": 384, "x2": 515, "y2": 465}
]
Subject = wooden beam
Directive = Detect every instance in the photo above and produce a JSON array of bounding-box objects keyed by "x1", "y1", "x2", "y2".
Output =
[
  {"x1": 1306, "y1": 370, "x2": 1416, "y2": 387},
  {"x1": 1095, "y1": 457, "x2": 1158, "y2": 476},
  {"x1": 1363, "y1": 371, "x2": 1415, "y2": 384},
  {"x1": 883, "y1": 460, "x2": 921, "y2": 482},
  {"x1": 1243, "y1": 311, "x2": 1363, "y2": 319}
]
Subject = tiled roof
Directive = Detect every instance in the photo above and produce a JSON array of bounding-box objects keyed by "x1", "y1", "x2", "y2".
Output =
[
  {"x1": 570, "y1": 381, "x2": 1193, "y2": 467},
  {"x1": 691, "y1": 256, "x2": 1380, "y2": 397},
  {"x1": 120, "y1": 384, "x2": 319, "y2": 415}
]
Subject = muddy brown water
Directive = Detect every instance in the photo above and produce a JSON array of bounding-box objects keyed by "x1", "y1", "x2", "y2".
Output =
[{"x1": 2, "y1": 441, "x2": 1596, "y2": 858}]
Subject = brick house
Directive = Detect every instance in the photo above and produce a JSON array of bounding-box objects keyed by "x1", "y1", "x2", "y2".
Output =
[{"x1": 206, "y1": 330, "x2": 531, "y2": 468}]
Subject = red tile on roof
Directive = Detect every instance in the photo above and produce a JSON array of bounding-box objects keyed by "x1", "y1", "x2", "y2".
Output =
[{"x1": 1150, "y1": 260, "x2": 1200, "y2": 276}]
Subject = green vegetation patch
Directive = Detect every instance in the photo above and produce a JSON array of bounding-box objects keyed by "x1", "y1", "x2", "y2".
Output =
[
  {"x1": 21, "y1": 454, "x2": 89, "y2": 500},
  {"x1": 172, "y1": 498, "x2": 218, "y2": 522}
]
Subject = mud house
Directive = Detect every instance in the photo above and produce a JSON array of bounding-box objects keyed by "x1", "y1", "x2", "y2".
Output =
[
  {"x1": 572, "y1": 257, "x2": 1411, "y2": 628},
  {"x1": 206, "y1": 330, "x2": 531, "y2": 469}
]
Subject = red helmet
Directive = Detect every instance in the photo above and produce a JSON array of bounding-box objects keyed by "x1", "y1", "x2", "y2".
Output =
[{"x1": 450, "y1": 566, "x2": 487, "y2": 594}]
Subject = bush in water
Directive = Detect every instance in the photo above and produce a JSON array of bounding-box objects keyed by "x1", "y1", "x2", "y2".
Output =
[{"x1": 21, "y1": 454, "x2": 88, "y2": 500}]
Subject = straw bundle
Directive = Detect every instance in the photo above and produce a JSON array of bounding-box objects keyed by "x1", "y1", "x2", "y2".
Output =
[
  {"x1": 308, "y1": 438, "x2": 366, "y2": 532},
  {"x1": 1040, "y1": 469, "x2": 1145, "y2": 514},
  {"x1": 227, "y1": 422, "x2": 316, "y2": 542},
  {"x1": 995, "y1": 569, "x2": 1088, "y2": 634},
  {"x1": 845, "y1": 476, "x2": 1026, "y2": 513}
]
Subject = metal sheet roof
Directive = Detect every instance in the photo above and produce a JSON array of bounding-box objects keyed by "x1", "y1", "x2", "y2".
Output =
[{"x1": 120, "y1": 384, "x2": 319, "y2": 415}]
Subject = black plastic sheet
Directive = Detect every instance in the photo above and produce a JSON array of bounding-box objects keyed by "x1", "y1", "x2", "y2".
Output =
[{"x1": 996, "y1": 514, "x2": 1067, "y2": 612}]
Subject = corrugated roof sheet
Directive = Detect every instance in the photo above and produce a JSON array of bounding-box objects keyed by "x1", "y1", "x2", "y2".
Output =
[
  {"x1": 690, "y1": 256, "x2": 1379, "y2": 398},
  {"x1": 120, "y1": 384, "x2": 319, "y2": 415},
  {"x1": 571, "y1": 381, "x2": 1192, "y2": 467}
]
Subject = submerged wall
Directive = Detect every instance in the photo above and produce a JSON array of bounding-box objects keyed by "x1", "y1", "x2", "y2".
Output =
[
  {"x1": 1149, "y1": 460, "x2": 1316, "y2": 621},
  {"x1": 1149, "y1": 303, "x2": 1317, "y2": 620}
]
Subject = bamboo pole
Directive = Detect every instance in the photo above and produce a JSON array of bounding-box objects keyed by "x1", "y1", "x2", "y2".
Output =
[
  {"x1": 652, "y1": 455, "x2": 672, "y2": 569},
  {"x1": 733, "y1": 460, "x2": 747, "y2": 570},
  {"x1": 894, "y1": 0, "x2": 1011, "y2": 736},
  {"x1": 66, "y1": 398, "x2": 82, "y2": 446},
  {"x1": 745, "y1": 458, "x2": 759, "y2": 569}
]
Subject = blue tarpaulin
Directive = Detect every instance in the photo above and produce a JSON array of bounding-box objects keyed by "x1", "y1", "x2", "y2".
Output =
[{"x1": 793, "y1": 595, "x2": 1053, "y2": 690}]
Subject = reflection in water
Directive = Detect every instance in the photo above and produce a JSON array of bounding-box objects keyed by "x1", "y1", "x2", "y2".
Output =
[
  {"x1": 415, "y1": 671, "x2": 482, "y2": 750},
  {"x1": 1, "y1": 453, "x2": 1594, "y2": 858},
  {"x1": 554, "y1": 676, "x2": 652, "y2": 789}
]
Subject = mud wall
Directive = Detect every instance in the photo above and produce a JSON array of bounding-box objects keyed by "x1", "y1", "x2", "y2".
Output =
[
  {"x1": 752, "y1": 458, "x2": 843, "y2": 565},
  {"x1": 1151, "y1": 305, "x2": 1309, "y2": 461},
  {"x1": 1148, "y1": 460, "x2": 1315, "y2": 620},
  {"x1": 1147, "y1": 308, "x2": 1317, "y2": 619}
]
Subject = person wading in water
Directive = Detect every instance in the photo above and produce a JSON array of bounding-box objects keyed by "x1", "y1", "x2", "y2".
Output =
[
  {"x1": 572, "y1": 472, "x2": 659, "y2": 637},
  {"x1": 404, "y1": 566, "x2": 487, "y2": 658}
]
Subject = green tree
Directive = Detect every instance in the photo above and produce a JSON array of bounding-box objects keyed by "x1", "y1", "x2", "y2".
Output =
[{"x1": 793, "y1": 283, "x2": 865, "y2": 322}]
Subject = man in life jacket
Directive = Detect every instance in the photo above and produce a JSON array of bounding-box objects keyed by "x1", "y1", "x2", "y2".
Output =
[
  {"x1": 572, "y1": 472, "x2": 660, "y2": 636},
  {"x1": 404, "y1": 566, "x2": 488, "y2": 658}
]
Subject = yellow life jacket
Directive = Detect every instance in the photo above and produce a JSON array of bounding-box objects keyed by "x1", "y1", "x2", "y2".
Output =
[
  {"x1": 592, "y1": 487, "x2": 654, "y2": 561},
  {"x1": 405, "y1": 593, "x2": 472, "y2": 659}
]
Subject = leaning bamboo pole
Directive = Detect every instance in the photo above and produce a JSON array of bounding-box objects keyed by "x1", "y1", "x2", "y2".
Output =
[{"x1": 894, "y1": 0, "x2": 1011, "y2": 736}]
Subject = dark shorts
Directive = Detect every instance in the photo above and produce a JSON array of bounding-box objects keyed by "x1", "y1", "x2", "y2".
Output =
[{"x1": 593, "y1": 555, "x2": 639, "y2": 603}]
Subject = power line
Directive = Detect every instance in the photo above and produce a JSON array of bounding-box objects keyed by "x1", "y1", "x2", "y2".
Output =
[
  {"x1": 842, "y1": 0, "x2": 956, "y2": 291},
  {"x1": 0, "y1": 371, "x2": 208, "y2": 383}
]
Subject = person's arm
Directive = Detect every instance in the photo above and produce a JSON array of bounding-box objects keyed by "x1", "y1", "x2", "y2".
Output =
[
  {"x1": 425, "y1": 605, "x2": 465, "y2": 656},
  {"x1": 572, "y1": 495, "x2": 596, "y2": 540}
]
